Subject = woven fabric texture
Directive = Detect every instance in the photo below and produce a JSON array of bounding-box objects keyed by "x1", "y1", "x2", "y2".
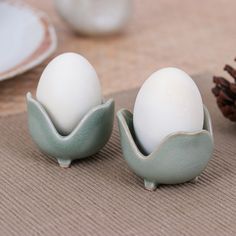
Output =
[{"x1": 0, "y1": 75, "x2": 236, "y2": 236}]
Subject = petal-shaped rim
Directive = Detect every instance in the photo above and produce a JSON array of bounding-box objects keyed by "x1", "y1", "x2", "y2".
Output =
[
  {"x1": 117, "y1": 106, "x2": 213, "y2": 160},
  {"x1": 26, "y1": 92, "x2": 114, "y2": 141}
]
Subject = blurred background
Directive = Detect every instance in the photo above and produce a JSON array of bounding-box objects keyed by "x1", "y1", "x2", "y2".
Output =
[{"x1": 0, "y1": 0, "x2": 236, "y2": 115}]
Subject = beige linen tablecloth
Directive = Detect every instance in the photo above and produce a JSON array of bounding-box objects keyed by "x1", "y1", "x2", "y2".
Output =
[{"x1": 0, "y1": 75, "x2": 236, "y2": 235}]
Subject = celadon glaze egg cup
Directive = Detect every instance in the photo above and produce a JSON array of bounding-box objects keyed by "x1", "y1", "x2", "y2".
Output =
[
  {"x1": 26, "y1": 92, "x2": 114, "y2": 168},
  {"x1": 117, "y1": 106, "x2": 214, "y2": 191}
]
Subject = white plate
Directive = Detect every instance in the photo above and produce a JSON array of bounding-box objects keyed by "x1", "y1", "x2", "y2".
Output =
[{"x1": 0, "y1": 1, "x2": 57, "y2": 81}]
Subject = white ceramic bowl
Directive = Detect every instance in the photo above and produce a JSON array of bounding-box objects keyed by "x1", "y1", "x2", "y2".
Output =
[
  {"x1": 0, "y1": 1, "x2": 57, "y2": 81},
  {"x1": 55, "y1": 0, "x2": 132, "y2": 36}
]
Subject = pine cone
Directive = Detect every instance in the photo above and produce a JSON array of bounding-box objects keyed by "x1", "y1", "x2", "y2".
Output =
[{"x1": 212, "y1": 59, "x2": 236, "y2": 121}]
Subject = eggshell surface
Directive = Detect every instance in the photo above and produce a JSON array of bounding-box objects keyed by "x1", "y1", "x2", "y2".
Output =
[
  {"x1": 36, "y1": 53, "x2": 102, "y2": 135},
  {"x1": 133, "y1": 67, "x2": 204, "y2": 155}
]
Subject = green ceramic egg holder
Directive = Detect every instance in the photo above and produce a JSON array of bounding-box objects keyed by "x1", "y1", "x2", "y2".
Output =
[
  {"x1": 117, "y1": 106, "x2": 214, "y2": 191},
  {"x1": 27, "y1": 92, "x2": 213, "y2": 190},
  {"x1": 26, "y1": 92, "x2": 114, "y2": 168}
]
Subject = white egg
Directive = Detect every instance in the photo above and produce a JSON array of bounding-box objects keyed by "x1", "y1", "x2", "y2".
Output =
[
  {"x1": 36, "y1": 52, "x2": 102, "y2": 135},
  {"x1": 133, "y1": 67, "x2": 204, "y2": 155}
]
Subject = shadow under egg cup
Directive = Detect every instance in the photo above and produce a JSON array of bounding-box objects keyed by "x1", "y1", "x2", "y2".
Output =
[
  {"x1": 26, "y1": 92, "x2": 114, "y2": 168},
  {"x1": 117, "y1": 106, "x2": 214, "y2": 191}
]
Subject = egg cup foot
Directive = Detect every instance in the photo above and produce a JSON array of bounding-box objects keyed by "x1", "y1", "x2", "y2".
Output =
[
  {"x1": 144, "y1": 180, "x2": 158, "y2": 191},
  {"x1": 58, "y1": 159, "x2": 72, "y2": 168},
  {"x1": 189, "y1": 176, "x2": 199, "y2": 184}
]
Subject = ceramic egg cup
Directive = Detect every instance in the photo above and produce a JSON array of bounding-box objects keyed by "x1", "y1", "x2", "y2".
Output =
[
  {"x1": 117, "y1": 106, "x2": 214, "y2": 191},
  {"x1": 26, "y1": 93, "x2": 114, "y2": 168}
]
